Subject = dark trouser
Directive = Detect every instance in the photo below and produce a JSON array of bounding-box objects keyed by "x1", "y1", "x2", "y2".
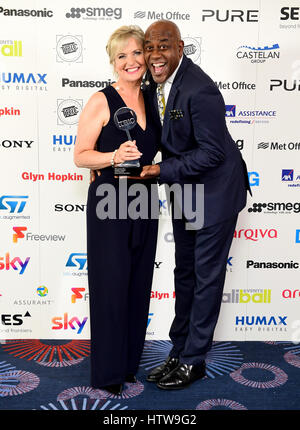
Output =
[
  {"x1": 169, "y1": 214, "x2": 238, "y2": 365},
  {"x1": 87, "y1": 180, "x2": 158, "y2": 387}
]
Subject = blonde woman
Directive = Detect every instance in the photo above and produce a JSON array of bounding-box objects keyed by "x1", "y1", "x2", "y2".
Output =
[{"x1": 74, "y1": 26, "x2": 160, "y2": 395}]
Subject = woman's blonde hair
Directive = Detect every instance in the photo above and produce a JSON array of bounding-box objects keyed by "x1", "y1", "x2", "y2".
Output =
[{"x1": 106, "y1": 25, "x2": 145, "y2": 65}]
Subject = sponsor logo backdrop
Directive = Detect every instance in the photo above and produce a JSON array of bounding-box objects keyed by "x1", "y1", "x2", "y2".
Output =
[{"x1": 0, "y1": 0, "x2": 299, "y2": 341}]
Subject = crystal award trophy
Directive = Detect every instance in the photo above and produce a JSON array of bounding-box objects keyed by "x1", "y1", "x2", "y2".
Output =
[{"x1": 113, "y1": 107, "x2": 142, "y2": 176}]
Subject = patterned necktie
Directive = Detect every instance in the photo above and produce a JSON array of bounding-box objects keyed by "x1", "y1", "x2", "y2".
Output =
[{"x1": 157, "y1": 84, "x2": 166, "y2": 124}]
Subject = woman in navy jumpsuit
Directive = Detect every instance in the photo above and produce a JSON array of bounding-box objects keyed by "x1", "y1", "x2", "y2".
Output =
[{"x1": 74, "y1": 26, "x2": 160, "y2": 395}]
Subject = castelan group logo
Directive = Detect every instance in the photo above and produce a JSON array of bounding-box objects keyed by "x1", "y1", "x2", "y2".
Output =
[{"x1": 236, "y1": 43, "x2": 280, "y2": 63}]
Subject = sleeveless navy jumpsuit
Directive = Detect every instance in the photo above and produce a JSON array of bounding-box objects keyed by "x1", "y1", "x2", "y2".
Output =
[{"x1": 86, "y1": 85, "x2": 160, "y2": 388}]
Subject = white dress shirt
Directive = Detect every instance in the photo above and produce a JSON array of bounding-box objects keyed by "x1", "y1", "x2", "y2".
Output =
[{"x1": 161, "y1": 56, "x2": 183, "y2": 104}]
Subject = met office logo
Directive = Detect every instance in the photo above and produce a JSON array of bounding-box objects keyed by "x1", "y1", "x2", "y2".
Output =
[
  {"x1": 183, "y1": 36, "x2": 201, "y2": 65},
  {"x1": 65, "y1": 6, "x2": 122, "y2": 20},
  {"x1": 57, "y1": 99, "x2": 83, "y2": 126},
  {"x1": 56, "y1": 35, "x2": 83, "y2": 63},
  {"x1": 134, "y1": 10, "x2": 190, "y2": 20}
]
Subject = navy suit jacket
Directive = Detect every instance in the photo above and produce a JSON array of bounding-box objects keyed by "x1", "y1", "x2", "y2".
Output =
[{"x1": 147, "y1": 54, "x2": 251, "y2": 228}]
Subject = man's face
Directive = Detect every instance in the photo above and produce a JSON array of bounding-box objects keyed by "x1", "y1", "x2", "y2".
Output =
[{"x1": 144, "y1": 23, "x2": 184, "y2": 84}]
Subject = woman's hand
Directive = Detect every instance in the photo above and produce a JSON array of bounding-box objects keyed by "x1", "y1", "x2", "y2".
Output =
[{"x1": 114, "y1": 140, "x2": 142, "y2": 165}]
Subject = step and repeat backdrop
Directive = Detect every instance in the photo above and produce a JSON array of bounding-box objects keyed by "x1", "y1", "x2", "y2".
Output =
[{"x1": 0, "y1": 0, "x2": 299, "y2": 341}]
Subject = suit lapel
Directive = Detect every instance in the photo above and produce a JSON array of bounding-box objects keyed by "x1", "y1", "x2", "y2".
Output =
[{"x1": 162, "y1": 55, "x2": 190, "y2": 144}]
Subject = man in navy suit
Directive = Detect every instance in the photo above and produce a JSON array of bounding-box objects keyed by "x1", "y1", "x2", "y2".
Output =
[{"x1": 141, "y1": 20, "x2": 251, "y2": 390}]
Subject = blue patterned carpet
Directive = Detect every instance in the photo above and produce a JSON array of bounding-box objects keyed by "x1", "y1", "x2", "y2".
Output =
[{"x1": 0, "y1": 340, "x2": 300, "y2": 411}]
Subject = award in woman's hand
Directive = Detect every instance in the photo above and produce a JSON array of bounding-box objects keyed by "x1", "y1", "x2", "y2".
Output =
[{"x1": 113, "y1": 107, "x2": 142, "y2": 176}]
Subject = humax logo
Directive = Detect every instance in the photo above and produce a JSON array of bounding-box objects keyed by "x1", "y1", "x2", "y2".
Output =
[
  {"x1": 51, "y1": 313, "x2": 88, "y2": 334},
  {"x1": 0, "y1": 195, "x2": 28, "y2": 213}
]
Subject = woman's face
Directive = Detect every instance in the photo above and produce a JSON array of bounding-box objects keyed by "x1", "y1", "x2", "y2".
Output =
[{"x1": 113, "y1": 37, "x2": 146, "y2": 83}]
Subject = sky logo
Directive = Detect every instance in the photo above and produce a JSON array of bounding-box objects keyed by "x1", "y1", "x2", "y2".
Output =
[
  {"x1": 248, "y1": 171, "x2": 260, "y2": 186},
  {"x1": 0, "y1": 253, "x2": 30, "y2": 274},
  {"x1": 13, "y1": 226, "x2": 27, "y2": 243},
  {"x1": 296, "y1": 230, "x2": 300, "y2": 243},
  {"x1": 0, "y1": 195, "x2": 28, "y2": 213},
  {"x1": 282, "y1": 169, "x2": 294, "y2": 181},
  {"x1": 51, "y1": 313, "x2": 88, "y2": 334},
  {"x1": 66, "y1": 253, "x2": 87, "y2": 270},
  {"x1": 225, "y1": 105, "x2": 236, "y2": 117}
]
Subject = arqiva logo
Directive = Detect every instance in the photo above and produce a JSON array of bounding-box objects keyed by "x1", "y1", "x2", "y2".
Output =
[
  {"x1": 234, "y1": 228, "x2": 278, "y2": 241},
  {"x1": 51, "y1": 313, "x2": 88, "y2": 334}
]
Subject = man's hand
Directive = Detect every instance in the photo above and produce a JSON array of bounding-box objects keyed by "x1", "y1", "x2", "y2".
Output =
[
  {"x1": 90, "y1": 169, "x2": 101, "y2": 183},
  {"x1": 140, "y1": 164, "x2": 160, "y2": 179}
]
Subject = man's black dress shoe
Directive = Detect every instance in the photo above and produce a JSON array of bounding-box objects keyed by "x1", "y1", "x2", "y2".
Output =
[
  {"x1": 102, "y1": 384, "x2": 123, "y2": 395},
  {"x1": 156, "y1": 361, "x2": 206, "y2": 390},
  {"x1": 146, "y1": 356, "x2": 179, "y2": 382},
  {"x1": 125, "y1": 374, "x2": 137, "y2": 383}
]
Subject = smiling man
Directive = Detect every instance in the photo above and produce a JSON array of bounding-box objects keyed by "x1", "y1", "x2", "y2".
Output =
[{"x1": 141, "y1": 20, "x2": 251, "y2": 390}]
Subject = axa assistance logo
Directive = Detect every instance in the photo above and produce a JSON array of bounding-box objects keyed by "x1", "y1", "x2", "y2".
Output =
[
  {"x1": 225, "y1": 104, "x2": 276, "y2": 124},
  {"x1": 281, "y1": 169, "x2": 300, "y2": 187}
]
